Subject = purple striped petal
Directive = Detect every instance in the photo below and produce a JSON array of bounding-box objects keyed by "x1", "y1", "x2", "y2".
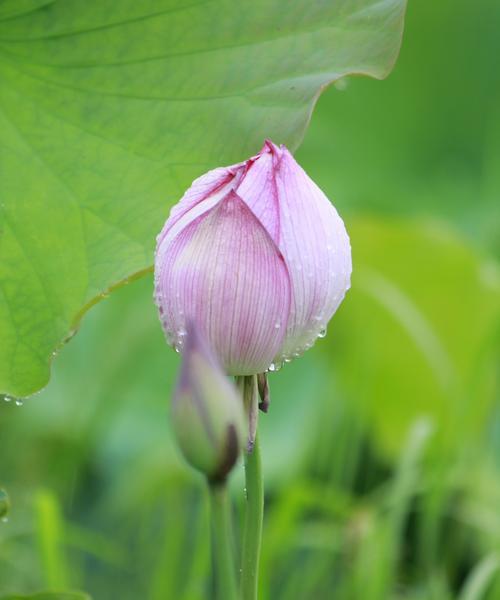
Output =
[
  {"x1": 155, "y1": 191, "x2": 291, "y2": 375},
  {"x1": 272, "y1": 144, "x2": 351, "y2": 361},
  {"x1": 234, "y1": 141, "x2": 351, "y2": 363},
  {"x1": 157, "y1": 166, "x2": 238, "y2": 248},
  {"x1": 236, "y1": 145, "x2": 281, "y2": 242}
]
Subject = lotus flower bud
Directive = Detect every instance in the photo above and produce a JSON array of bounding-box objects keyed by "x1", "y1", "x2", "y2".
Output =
[
  {"x1": 171, "y1": 324, "x2": 246, "y2": 482},
  {"x1": 155, "y1": 140, "x2": 351, "y2": 375}
]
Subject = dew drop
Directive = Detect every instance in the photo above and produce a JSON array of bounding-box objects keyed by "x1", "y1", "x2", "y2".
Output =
[
  {"x1": 334, "y1": 78, "x2": 348, "y2": 91},
  {"x1": 268, "y1": 363, "x2": 276, "y2": 372},
  {"x1": 3, "y1": 396, "x2": 11, "y2": 403},
  {"x1": 15, "y1": 400, "x2": 23, "y2": 407},
  {"x1": 318, "y1": 328, "x2": 327, "y2": 338}
]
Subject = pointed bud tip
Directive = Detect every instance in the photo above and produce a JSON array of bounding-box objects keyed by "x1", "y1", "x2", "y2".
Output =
[{"x1": 262, "y1": 138, "x2": 284, "y2": 156}]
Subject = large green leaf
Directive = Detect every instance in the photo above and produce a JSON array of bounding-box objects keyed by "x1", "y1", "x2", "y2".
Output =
[
  {"x1": 322, "y1": 218, "x2": 500, "y2": 455},
  {"x1": 0, "y1": 0, "x2": 406, "y2": 398}
]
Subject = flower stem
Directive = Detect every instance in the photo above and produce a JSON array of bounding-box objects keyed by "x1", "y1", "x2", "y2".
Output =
[
  {"x1": 241, "y1": 433, "x2": 264, "y2": 600},
  {"x1": 208, "y1": 481, "x2": 238, "y2": 600}
]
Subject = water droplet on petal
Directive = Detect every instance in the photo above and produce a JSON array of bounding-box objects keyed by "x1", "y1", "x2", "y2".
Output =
[{"x1": 318, "y1": 328, "x2": 327, "y2": 338}]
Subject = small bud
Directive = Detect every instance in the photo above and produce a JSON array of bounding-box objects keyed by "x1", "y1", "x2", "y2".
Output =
[
  {"x1": 0, "y1": 489, "x2": 10, "y2": 520},
  {"x1": 172, "y1": 324, "x2": 246, "y2": 483}
]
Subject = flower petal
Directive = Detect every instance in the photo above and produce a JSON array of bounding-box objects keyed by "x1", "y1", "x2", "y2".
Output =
[
  {"x1": 157, "y1": 164, "x2": 242, "y2": 249},
  {"x1": 155, "y1": 191, "x2": 291, "y2": 375},
  {"x1": 272, "y1": 144, "x2": 352, "y2": 360},
  {"x1": 236, "y1": 142, "x2": 281, "y2": 241}
]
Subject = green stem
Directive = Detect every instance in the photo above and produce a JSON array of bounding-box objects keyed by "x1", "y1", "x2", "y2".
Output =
[
  {"x1": 208, "y1": 481, "x2": 238, "y2": 600},
  {"x1": 241, "y1": 434, "x2": 264, "y2": 600}
]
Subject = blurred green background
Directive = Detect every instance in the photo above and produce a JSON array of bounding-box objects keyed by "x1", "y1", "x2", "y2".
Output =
[{"x1": 1, "y1": 0, "x2": 499, "y2": 598}]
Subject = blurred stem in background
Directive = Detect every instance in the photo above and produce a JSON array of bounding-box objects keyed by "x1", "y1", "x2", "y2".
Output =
[
  {"x1": 208, "y1": 482, "x2": 238, "y2": 600},
  {"x1": 35, "y1": 489, "x2": 68, "y2": 589}
]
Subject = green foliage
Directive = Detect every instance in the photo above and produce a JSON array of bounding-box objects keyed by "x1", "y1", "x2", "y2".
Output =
[
  {"x1": 0, "y1": 0, "x2": 499, "y2": 599},
  {"x1": 296, "y1": 0, "x2": 500, "y2": 256},
  {"x1": 0, "y1": 593, "x2": 91, "y2": 600},
  {"x1": 459, "y1": 555, "x2": 500, "y2": 600},
  {"x1": 0, "y1": 0, "x2": 406, "y2": 398},
  {"x1": 325, "y1": 218, "x2": 500, "y2": 455},
  {"x1": 0, "y1": 489, "x2": 9, "y2": 519}
]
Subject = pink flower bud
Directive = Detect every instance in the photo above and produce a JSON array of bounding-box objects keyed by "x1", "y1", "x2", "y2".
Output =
[{"x1": 155, "y1": 140, "x2": 351, "y2": 374}]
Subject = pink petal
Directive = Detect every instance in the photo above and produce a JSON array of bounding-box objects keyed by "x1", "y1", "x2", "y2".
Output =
[
  {"x1": 157, "y1": 163, "x2": 242, "y2": 248},
  {"x1": 273, "y1": 145, "x2": 352, "y2": 360},
  {"x1": 155, "y1": 191, "x2": 291, "y2": 375},
  {"x1": 236, "y1": 143, "x2": 281, "y2": 242}
]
